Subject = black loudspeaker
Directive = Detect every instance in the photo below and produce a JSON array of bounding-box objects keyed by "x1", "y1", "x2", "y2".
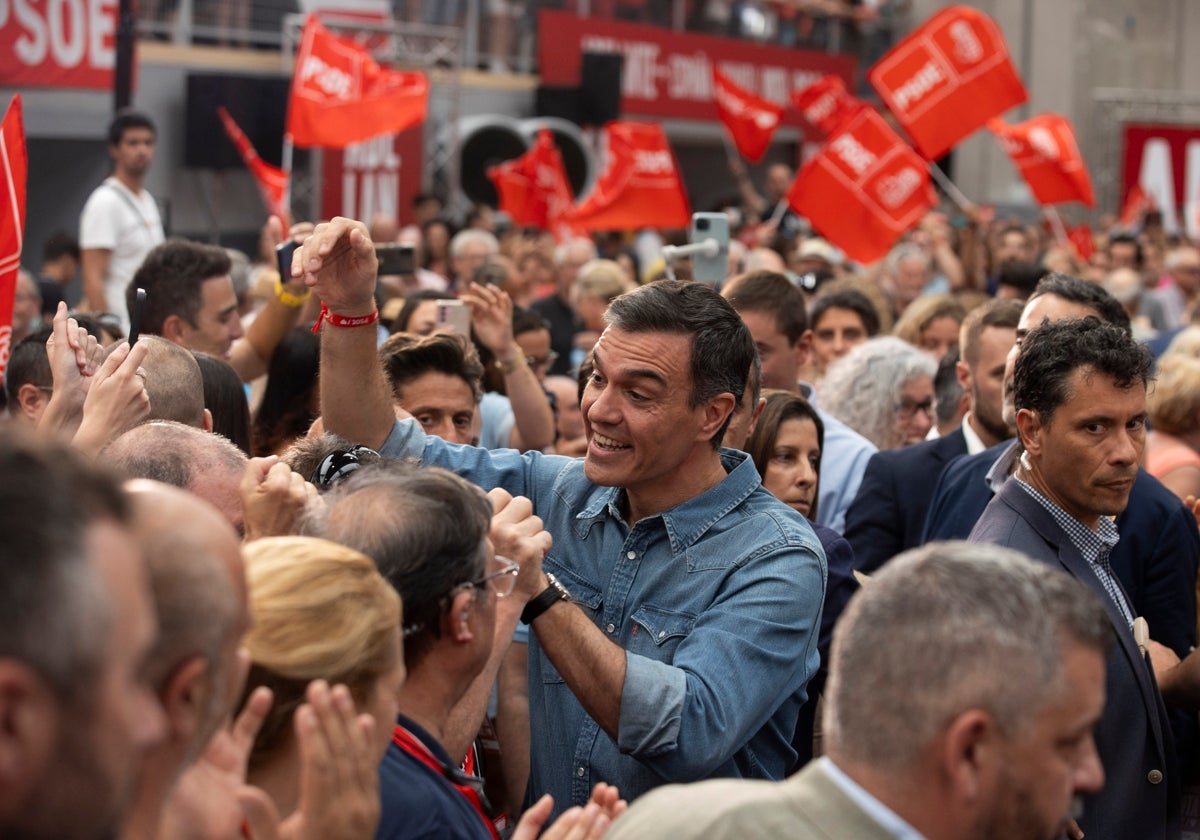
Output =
[
  {"x1": 184, "y1": 73, "x2": 290, "y2": 170},
  {"x1": 535, "y1": 85, "x2": 583, "y2": 125},
  {"x1": 579, "y1": 52, "x2": 623, "y2": 125},
  {"x1": 458, "y1": 118, "x2": 530, "y2": 207}
]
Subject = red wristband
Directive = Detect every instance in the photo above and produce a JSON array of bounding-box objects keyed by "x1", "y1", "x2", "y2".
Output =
[{"x1": 313, "y1": 301, "x2": 379, "y2": 333}]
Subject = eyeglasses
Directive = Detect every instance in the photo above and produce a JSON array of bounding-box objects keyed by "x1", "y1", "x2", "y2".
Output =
[
  {"x1": 525, "y1": 350, "x2": 559, "y2": 371},
  {"x1": 895, "y1": 398, "x2": 935, "y2": 419},
  {"x1": 465, "y1": 556, "x2": 520, "y2": 598}
]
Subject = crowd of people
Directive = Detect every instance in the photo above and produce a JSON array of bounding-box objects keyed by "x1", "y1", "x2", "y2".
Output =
[{"x1": 6, "y1": 105, "x2": 1200, "y2": 840}]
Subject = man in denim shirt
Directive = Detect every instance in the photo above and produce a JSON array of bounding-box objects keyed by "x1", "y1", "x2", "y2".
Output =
[{"x1": 298, "y1": 218, "x2": 827, "y2": 815}]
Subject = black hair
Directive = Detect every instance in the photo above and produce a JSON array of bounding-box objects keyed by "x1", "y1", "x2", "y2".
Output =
[
  {"x1": 722, "y1": 270, "x2": 809, "y2": 342},
  {"x1": 1031, "y1": 273, "x2": 1132, "y2": 335},
  {"x1": 107, "y1": 108, "x2": 156, "y2": 146},
  {"x1": 129, "y1": 240, "x2": 232, "y2": 334},
  {"x1": 809, "y1": 289, "x2": 881, "y2": 337}
]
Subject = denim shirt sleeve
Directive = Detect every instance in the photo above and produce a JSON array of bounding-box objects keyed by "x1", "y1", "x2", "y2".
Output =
[
  {"x1": 379, "y1": 417, "x2": 569, "y2": 502},
  {"x1": 615, "y1": 530, "x2": 825, "y2": 780}
]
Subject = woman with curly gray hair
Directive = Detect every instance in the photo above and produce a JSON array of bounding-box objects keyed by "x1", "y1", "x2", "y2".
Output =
[{"x1": 821, "y1": 336, "x2": 938, "y2": 450}]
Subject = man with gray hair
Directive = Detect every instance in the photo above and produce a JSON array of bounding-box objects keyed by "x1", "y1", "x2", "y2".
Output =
[
  {"x1": 532, "y1": 236, "x2": 596, "y2": 376},
  {"x1": 607, "y1": 541, "x2": 1109, "y2": 840},
  {"x1": 449, "y1": 228, "x2": 500, "y2": 292}
]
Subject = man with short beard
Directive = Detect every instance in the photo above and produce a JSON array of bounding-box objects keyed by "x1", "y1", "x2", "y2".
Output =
[
  {"x1": 607, "y1": 542, "x2": 1109, "y2": 840},
  {"x1": 844, "y1": 298, "x2": 1021, "y2": 572}
]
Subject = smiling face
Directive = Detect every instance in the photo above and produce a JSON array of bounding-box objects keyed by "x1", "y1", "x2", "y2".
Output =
[
  {"x1": 761, "y1": 416, "x2": 820, "y2": 518},
  {"x1": 582, "y1": 327, "x2": 729, "y2": 520},
  {"x1": 1018, "y1": 366, "x2": 1145, "y2": 529}
]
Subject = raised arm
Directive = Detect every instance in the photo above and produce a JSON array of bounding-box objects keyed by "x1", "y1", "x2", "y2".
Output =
[{"x1": 297, "y1": 218, "x2": 394, "y2": 451}]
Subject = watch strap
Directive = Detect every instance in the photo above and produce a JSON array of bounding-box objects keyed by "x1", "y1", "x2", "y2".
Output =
[{"x1": 520, "y1": 572, "x2": 570, "y2": 625}]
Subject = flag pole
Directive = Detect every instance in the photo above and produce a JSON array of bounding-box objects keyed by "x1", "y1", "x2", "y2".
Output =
[
  {"x1": 928, "y1": 162, "x2": 973, "y2": 213},
  {"x1": 1044, "y1": 205, "x2": 1069, "y2": 245},
  {"x1": 282, "y1": 133, "x2": 294, "y2": 223}
]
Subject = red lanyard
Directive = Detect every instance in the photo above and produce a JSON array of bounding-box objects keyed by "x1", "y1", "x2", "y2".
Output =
[{"x1": 391, "y1": 724, "x2": 503, "y2": 840}]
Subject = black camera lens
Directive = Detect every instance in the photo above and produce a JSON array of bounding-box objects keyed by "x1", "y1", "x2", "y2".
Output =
[{"x1": 696, "y1": 218, "x2": 710, "y2": 231}]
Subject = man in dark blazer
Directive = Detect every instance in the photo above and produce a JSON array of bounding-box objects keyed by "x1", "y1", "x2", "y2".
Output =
[
  {"x1": 970, "y1": 318, "x2": 1178, "y2": 839},
  {"x1": 845, "y1": 299, "x2": 1021, "y2": 571},
  {"x1": 924, "y1": 276, "x2": 1198, "y2": 660}
]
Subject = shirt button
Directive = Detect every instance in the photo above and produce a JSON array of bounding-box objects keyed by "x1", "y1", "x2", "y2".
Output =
[
  {"x1": 606, "y1": 623, "x2": 615, "y2": 633},
  {"x1": 577, "y1": 767, "x2": 586, "y2": 777},
  {"x1": 658, "y1": 630, "x2": 666, "y2": 639},
  {"x1": 626, "y1": 550, "x2": 636, "y2": 559},
  {"x1": 1148, "y1": 769, "x2": 1163, "y2": 784}
]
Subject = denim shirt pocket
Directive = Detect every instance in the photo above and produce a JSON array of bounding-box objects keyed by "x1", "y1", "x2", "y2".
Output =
[
  {"x1": 629, "y1": 604, "x2": 697, "y2": 663},
  {"x1": 538, "y1": 556, "x2": 604, "y2": 684}
]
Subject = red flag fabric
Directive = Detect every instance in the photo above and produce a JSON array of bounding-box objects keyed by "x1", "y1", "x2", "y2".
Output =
[
  {"x1": 869, "y1": 5, "x2": 1027, "y2": 160},
  {"x1": 989, "y1": 115, "x2": 1094, "y2": 208},
  {"x1": 487, "y1": 129, "x2": 577, "y2": 234},
  {"x1": 712, "y1": 69, "x2": 783, "y2": 162},
  {"x1": 1119, "y1": 183, "x2": 1153, "y2": 228},
  {"x1": 217, "y1": 107, "x2": 290, "y2": 220},
  {"x1": 565, "y1": 122, "x2": 691, "y2": 231},
  {"x1": 0, "y1": 95, "x2": 27, "y2": 383},
  {"x1": 791, "y1": 75, "x2": 867, "y2": 139},
  {"x1": 287, "y1": 15, "x2": 429, "y2": 148},
  {"x1": 1068, "y1": 224, "x2": 1095, "y2": 262},
  {"x1": 786, "y1": 107, "x2": 936, "y2": 264}
]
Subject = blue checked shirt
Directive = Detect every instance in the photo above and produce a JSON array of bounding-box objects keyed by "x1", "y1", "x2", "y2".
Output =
[{"x1": 1014, "y1": 476, "x2": 1135, "y2": 627}]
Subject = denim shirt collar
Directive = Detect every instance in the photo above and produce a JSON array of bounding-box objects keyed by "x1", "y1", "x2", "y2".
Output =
[{"x1": 574, "y1": 449, "x2": 761, "y2": 554}]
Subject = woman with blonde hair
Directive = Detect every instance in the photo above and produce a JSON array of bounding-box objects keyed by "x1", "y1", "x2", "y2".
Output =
[
  {"x1": 1146, "y1": 353, "x2": 1200, "y2": 501},
  {"x1": 891, "y1": 293, "x2": 967, "y2": 363},
  {"x1": 240, "y1": 536, "x2": 405, "y2": 823}
]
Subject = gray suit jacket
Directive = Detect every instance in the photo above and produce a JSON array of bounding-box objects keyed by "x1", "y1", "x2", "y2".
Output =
[
  {"x1": 605, "y1": 761, "x2": 895, "y2": 840},
  {"x1": 969, "y1": 479, "x2": 1180, "y2": 840}
]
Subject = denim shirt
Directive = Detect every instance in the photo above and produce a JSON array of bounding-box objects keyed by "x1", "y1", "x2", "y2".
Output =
[{"x1": 380, "y1": 418, "x2": 828, "y2": 811}]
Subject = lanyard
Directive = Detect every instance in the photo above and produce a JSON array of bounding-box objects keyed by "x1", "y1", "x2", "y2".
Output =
[{"x1": 391, "y1": 724, "x2": 503, "y2": 840}]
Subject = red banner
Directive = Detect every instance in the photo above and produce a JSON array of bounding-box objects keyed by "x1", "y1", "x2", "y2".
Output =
[
  {"x1": 0, "y1": 97, "x2": 28, "y2": 382},
  {"x1": 217, "y1": 107, "x2": 289, "y2": 220},
  {"x1": 320, "y1": 126, "x2": 424, "y2": 227},
  {"x1": 488, "y1": 130, "x2": 578, "y2": 235},
  {"x1": 713, "y1": 69, "x2": 783, "y2": 162},
  {"x1": 287, "y1": 15, "x2": 428, "y2": 148},
  {"x1": 1068, "y1": 224, "x2": 1095, "y2": 262},
  {"x1": 791, "y1": 75, "x2": 867, "y2": 140},
  {"x1": 565, "y1": 122, "x2": 691, "y2": 231},
  {"x1": 787, "y1": 107, "x2": 936, "y2": 264},
  {"x1": 1120, "y1": 124, "x2": 1200, "y2": 235},
  {"x1": 989, "y1": 115, "x2": 1094, "y2": 208},
  {"x1": 869, "y1": 5, "x2": 1027, "y2": 160},
  {"x1": 0, "y1": 0, "x2": 119, "y2": 90},
  {"x1": 537, "y1": 10, "x2": 853, "y2": 125}
]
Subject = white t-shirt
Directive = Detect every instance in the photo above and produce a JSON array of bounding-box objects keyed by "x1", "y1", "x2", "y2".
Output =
[{"x1": 79, "y1": 176, "x2": 165, "y2": 329}]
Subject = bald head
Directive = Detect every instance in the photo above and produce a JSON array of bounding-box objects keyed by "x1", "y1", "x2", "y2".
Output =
[
  {"x1": 139, "y1": 336, "x2": 206, "y2": 427},
  {"x1": 126, "y1": 481, "x2": 247, "y2": 759},
  {"x1": 101, "y1": 422, "x2": 247, "y2": 532}
]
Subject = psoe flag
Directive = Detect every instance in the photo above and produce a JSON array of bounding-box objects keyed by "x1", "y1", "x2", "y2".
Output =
[
  {"x1": 787, "y1": 107, "x2": 936, "y2": 265},
  {"x1": 287, "y1": 15, "x2": 428, "y2": 148},
  {"x1": 989, "y1": 115, "x2": 1095, "y2": 208},
  {"x1": 564, "y1": 122, "x2": 691, "y2": 231},
  {"x1": 791, "y1": 75, "x2": 867, "y2": 140},
  {"x1": 712, "y1": 68, "x2": 783, "y2": 162},
  {"x1": 869, "y1": 5, "x2": 1027, "y2": 160},
  {"x1": 0, "y1": 95, "x2": 27, "y2": 382}
]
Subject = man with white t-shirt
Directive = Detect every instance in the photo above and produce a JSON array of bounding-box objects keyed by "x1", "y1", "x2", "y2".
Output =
[{"x1": 80, "y1": 110, "x2": 165, "y2": 330}]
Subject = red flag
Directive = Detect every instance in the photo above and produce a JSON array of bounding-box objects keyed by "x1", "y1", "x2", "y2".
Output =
[
  {"x1": 1119, "y1": 183, "x2": 1153, "y2": 228},
  {"x1": 869, "y1": 5, "x2": 1027, "y2": 160},
  {"x1": 1068, "y1": 224, "x2": 1095, "y2": 262},
  {"x1": 989, "y1": 115, "x2": 1094, "y2": 208},
  {"x1": 791, "y1": 75, "x2": 867, "y2": 139},
  {"x1": 217, "y1": 107, "x2": 290, "y2": 220},
  {"x1": 712, "y1": 69, "x2": 783, "y2": 163},
  {"x1": 786, "y1": 107, "x2": 937, "y2": 264},
  {"x1": 287, "y1": 15, "x2": 429, "y2": 148},
  {"x1": 0, "y1": 96, "x2": 27, "y2": 382},
  {"x1": 565, "y1": 123, "x2": 691, "y2": 231},
  {"x1": 487, "y1": 129, "x2": 578, "y2": 234}
]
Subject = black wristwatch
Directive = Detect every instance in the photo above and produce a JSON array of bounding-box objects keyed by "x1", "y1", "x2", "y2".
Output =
[{"x1": 521, "y1": 572, "x2": 571, "y2": 625}]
